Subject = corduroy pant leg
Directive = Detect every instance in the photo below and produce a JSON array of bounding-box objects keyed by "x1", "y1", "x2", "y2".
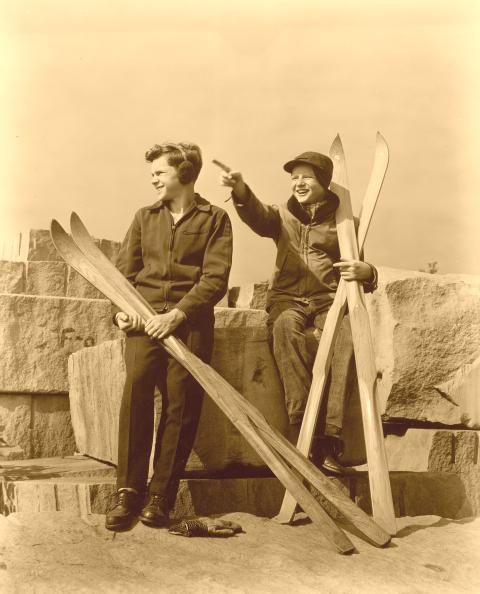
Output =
[
  {"x1": 314, "y1": 312, "x2": 356, "y2": 438},
  {"x1": 116, "y1": 333, "x2": 165, "y2": 493},
  {"x1": 268, "y1": 304, "x2": 314, "y2": 426}
]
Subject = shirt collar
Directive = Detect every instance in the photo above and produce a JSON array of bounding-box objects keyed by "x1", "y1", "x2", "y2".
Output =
[
  {"x1": 287, "y1": 190, "x2": 339, "y2": 224},
  {"x1": 146, "y1": 193, "x2": 211, "y2": 212}
]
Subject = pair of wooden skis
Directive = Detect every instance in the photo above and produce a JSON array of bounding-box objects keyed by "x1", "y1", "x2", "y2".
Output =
[
  {"x1": 51, "y1": 211, "x2": 390, "y2": 554},
  {"x1": 276, "y1": 134, "x2": 396, "y2": 536}
]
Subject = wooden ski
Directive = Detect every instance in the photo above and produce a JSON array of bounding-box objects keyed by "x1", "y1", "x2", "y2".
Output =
[
  {"x1": 62, "y1": 214, "x2": 390, "y2": 547},
  {"x1": 52, "y1": 218, "x2": 354, "y2": 554},
  {"x1": 276, "y1": 133, "x2": 389, "y2": 524},
  {"x1": 329, "y1": 135, "x2": 396, "y2": 535}
]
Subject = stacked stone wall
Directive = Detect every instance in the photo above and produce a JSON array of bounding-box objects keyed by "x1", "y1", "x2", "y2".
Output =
[
  {"x1": 0, "y1": 230, "x2": 121, "y2": 460},
  {"x1": 2, "y1": 229, "x2": 480, "y2": 518}
]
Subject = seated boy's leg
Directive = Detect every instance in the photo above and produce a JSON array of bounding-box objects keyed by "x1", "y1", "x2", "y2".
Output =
[
  {"x1": 310, "y1": 313, "x2": 355, "y2": 474},
  {"x1": 268, "y1": 303, "x2": 312, "y2": 433},
  {"x1": 326, "y1": 313, "x2": 355, "y2": 440}
]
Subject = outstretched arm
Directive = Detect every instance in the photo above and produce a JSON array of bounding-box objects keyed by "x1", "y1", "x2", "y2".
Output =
[{"x1": 220, "y1": 170, "x2": 281, "y2": 240}]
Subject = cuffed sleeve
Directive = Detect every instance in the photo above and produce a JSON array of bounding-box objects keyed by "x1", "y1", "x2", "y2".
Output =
[
  {"x1": 362, "y1": 262, "x2": 378, "y2": 293},
  {"x1": 232, "y1": 185, "x2": 281, "y2": 240}
]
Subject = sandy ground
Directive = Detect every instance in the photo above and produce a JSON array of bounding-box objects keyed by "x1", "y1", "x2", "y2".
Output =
[{"x1": 0, "y1": 512, "x2": 479, "y2": 594}]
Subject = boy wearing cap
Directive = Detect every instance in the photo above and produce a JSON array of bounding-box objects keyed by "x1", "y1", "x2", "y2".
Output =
[
  {"x1": 220, "y1": 152, "x2": 376, "y2": 475},
  {"x1": 105, "y1": 142, "x2": 232, "y2": 531}
]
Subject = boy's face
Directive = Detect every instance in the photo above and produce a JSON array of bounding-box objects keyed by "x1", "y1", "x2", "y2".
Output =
[
  {"x1": 150, "y1": 155, "x2": 183, "y2": 201},
  {"x1": 290, "y1": 164, "x2": 326, "y2": 204}
]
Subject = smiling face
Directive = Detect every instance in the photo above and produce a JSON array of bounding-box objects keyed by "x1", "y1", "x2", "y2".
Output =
[
  {"x1": 290, "y1": 164, "x2": 327, "y2": 204},
  {"x1": 150, "y1": 155, "x2": 183, "y2": 202}
]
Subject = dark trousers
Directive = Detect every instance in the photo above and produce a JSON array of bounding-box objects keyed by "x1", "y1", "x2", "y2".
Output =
[
  {"x1": 268, "y1": 301, "x2": 355, "y2": 438},
  {"x1": 116, "y1": 320, "x2": 213, "y2": 509}
]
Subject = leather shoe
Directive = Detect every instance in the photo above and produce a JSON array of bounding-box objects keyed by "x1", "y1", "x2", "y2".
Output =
[
  {"x1": 139, "y1": 494, "x2": 169, "y2": 527},
  {"x1": 321, "y1": 454, "x2": 349, "y2": 476},
  {"x1": 105, "y1": 489, "x2": 142, "y2": 531}
]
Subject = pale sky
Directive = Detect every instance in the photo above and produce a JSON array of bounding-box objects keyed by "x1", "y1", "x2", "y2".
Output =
[{"x1": 1, "y1": 0, "x2": 479, "y2": 285}]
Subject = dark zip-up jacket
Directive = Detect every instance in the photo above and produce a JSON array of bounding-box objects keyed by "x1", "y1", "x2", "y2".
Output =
[
  {"x1": 115, "y1": 194, "x2": 232, "y2": 322},
  {"x1": 233, "y1": 186, "x2": 376, "y2": 312}
]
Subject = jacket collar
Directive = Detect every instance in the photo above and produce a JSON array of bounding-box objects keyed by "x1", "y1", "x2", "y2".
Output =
[
  {"x1": 146, "y1": 193, "x2": 211, "y2": 213},
  {"x1": 287, "y1": 190, "x2": 339, "y2": 224}
]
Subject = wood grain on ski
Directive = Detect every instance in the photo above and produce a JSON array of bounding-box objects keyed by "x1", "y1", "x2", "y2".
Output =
[
  {"x1": 276, "y1": 133, "x2": 389, "y2": 525},
  {"x1": 52, "y1": 218, "x2": 355, "y2": 554},
  {"x1": 329, "y1": 135, "x2": 396, "y2": 535},
  {"x1": 65, "y1": 214, "x2": 390, "y2": 547}
]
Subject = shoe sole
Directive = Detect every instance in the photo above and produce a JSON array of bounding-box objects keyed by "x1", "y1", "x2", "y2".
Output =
[{"x1": 139, "y1": 515, "x2": 168, "y2": 528}]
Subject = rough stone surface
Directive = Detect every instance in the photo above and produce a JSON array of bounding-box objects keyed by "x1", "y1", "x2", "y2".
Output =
[
  {"x1": 66, "y1": 268, "x2": 107, "y2": 300},
  {"x1": 0, "y1": 456, "x2": 282, "y2": 519},
  {"x1": 2, "y1": 512, "x2": 479, "y2": 594},
  {"x1": 227, "y1": 268, "x2": 480, "y2": 427},
  {"x1": 367, "y1": 268, "x2": 480, "y2": 426},
  {"x1": 0, "y1": 394, "x2": 31, "y2": 458},
  {"x1": 3, "y1": 455, "x2": 480, "y2": 522},
  {"x1": 25, "y1": 261, "x2": 67, "y2": 296},
  {"x1": 27, "y1": 229, "x2": 61, "y2": 261},
  {"x1": 0, "y1": 446, "x2": 24, "y2": 460},
  {"x1": 384, "y1": 429, "x2": 480, "y2": 516},
  {"x1": 0, "y1": 294, "x2": 121, "y2": 393},
  {"x1": 27, "y1": 229, "x2": 121, "y2": 263},
  {"x1": 0, "y1": 394, "x2": 76, "y2": 459},
  {"x1": 31, "y1": 395, "x2": 76, "y2": 458},
  {"x1": 68, "y1": 308, "x2": 289, "y2": 469},
  {"x1": 0, "y1": 261, "x2": 25, "y2": 293},
  {"x1": 228, "y1": 281, "x2": 269, "y2": 309},
  {"x1": 68, "y1": 341, "x2": 125, "y2": 464}
]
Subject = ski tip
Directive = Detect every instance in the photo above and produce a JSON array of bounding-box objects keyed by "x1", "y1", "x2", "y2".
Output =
[
  {"x1": 375, "y1": 131, "x2": 389, "y2": 154},
  {"x1": 329, "y1": 134, "x2": 344, "y2": 161},
  {"x1": 50, "y1": 219, "x2": 62, "y2": 232},
  {"x1": 50, "y1": 219, "x2": 69, "y2": 240}
]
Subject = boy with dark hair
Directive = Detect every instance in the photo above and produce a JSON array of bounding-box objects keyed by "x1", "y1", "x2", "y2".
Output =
[{"x1": 106, "y1": 142, "x2": 232, "y2": 531}]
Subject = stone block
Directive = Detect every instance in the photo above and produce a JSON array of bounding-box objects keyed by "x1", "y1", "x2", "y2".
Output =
[
  {"x1": 0, "y1": 446, "x2": 24, "y2": 461},
  {"x1": 68, "y1": 308, "x2": 289, "y2": 470},
  {"x1": 383, "y1": 429, "x2": 480, "y2": 516},
  {"x1": 97, "y1": 238, "x2": 121, "y2": 263},
  {"x1": 0, "y1": 261, "x2": 25, "y2": 293},
  {"x1": 27, "y1": 230, "x2": 60, "y2": 261},
  {"x1": 0, "y1": 393, "x2": 77, "y2": 459},
  {"x1": 68, "y1": 340, "x2": 125, "y2": 464},
  {"x1": 66, "y1": 267, "x2": 107, "y2": 300},
  {"x1": 382, "y1": 429, "x2": 478, "y2": 474},
  {"x1": 227, "y1": 268, "x2": 480, "y2": 428},
  {"x1": 367, "y1": 267, "x2": 480, "y2": 426},
  {"x1": 27, "y1": 229, "x2": 121, "y2": 263},
  {"x1": 0, "y1": 394, "x2": 31, "y2": 458},
  {"x1": 2, "y1": 456, "x2": 479, "y2": 520},
  {"x1": 25, "y1": 261, "x2": 67, "y2": 296},
  {"x1": 0, "y1": 457, "x2": 284, "y2": 518},
  {"x1": 31, "y1": 395, "x2": 76, "y2": 458},
  {"x1": 0, "y1": 294, "x2": 121, "y2": 393},
  {"x1": 228, "y1": 282, "x2": 269, "y2": 309}
]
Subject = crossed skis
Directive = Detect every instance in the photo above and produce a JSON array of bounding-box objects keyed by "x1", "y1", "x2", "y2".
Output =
[
  {"x1": 50, "y1": 134, "x2": 394, "y2": 554},
  {"x1": 277, "y1": 134, "x2": 396, "y2": 536}
]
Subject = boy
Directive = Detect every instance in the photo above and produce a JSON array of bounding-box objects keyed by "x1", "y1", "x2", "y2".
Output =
[
  {"x1": 220, "y1": 151, "x2": 376, "y2": 474},
  {"x1": 106, "y1": 142, "x2": 232, "y2": 530}
]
